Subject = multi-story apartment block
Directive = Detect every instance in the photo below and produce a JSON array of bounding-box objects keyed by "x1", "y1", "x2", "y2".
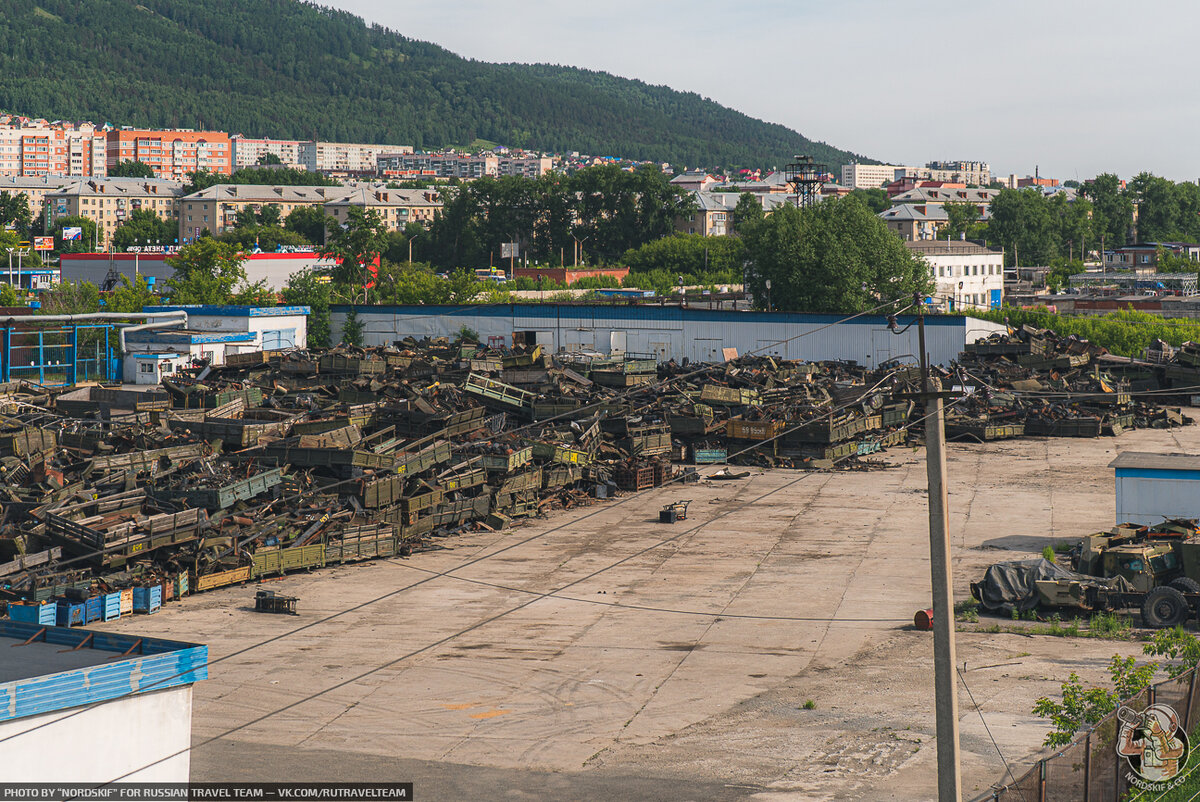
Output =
[
  {"x1": 0, "y1": 121, "x2": 107, "y2": 178},
  {"x1": 840, "y1": 163, "x2": 906, "y2": 189},
  {"x1": 496, "y1": 156, "x2": 554, "y2": 178},
  {"x1": 377, "y1": 152, "x2": 499, "y2": 180},
  {"x1": 45, "y1": 178, "x2": 185, "y2": 246},
  {"x1": 910, "y1": 160, "x2": 991, "y2": 186},
  {"x1": 299, "y1": 142, "x2": 409, "y2": 176},
  {"x1": 106, "y1": 129, "x2": 232, "y2": 179},
  {"x1": 230, "y1": 137, "x2": 305, "y2": 170},
  {"x1": 324, "y1": 188, "x2": 443, "y2": 233},
  {"x1": 178, "y1": 184, "x2": 347, "y2": 240},
  {"x1": 0, "y1": 176, "x2": 77, "y2": 221}
]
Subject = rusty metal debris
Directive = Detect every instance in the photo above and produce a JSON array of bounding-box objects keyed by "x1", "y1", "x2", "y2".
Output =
[{"x1": 0, "y1": 329, "x2": 1190, "y2": 619}]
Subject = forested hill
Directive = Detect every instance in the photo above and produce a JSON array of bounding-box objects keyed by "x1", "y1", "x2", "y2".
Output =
[{"x1": 1, "y1": 0, "x2": 871, "y2": 169}]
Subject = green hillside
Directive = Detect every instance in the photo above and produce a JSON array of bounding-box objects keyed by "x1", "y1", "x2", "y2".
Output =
[{"x1": 1, "y1": 0, "x2": 871, "y2": 170}]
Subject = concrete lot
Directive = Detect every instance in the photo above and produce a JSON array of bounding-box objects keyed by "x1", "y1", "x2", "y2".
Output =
[{"x1": 94, "y1": 420, "x2": 1200, "y2": 800}]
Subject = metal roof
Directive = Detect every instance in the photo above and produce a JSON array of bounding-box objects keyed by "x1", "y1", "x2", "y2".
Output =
[
  {"x1": 0, "y1": 620, "x2": 206, "y2": 723},
  {"x1": 1109, "y1": 452, "x2": 1200, "y2": 472}
]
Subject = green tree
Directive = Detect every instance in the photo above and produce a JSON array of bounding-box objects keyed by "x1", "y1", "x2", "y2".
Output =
[
  {"x1": 107, "y1": 160, "x2": 156, "y2": 178},
  {"x1": 281, "y1": 269, "x2": 332, "y2": 347},
  {"x1": 446, "y1": 267, "x2": 484, "y2": 303},
  {"x1": 741, "y1": 195, "x2": 932, "y2": 312},
  {"x1": 284, "y1": 205, "x2": 332, "y2": 245},
  {"x1": 219, "y1": 225, "x2": 309, "y2": 252},
  {"x1": 987, "y1": 189, "x2": 1057, "y2": 266},
  {"x1": 322, "y1": 208, "x2": 389, "y2": 302},
  {"x1": 730, "y1": 192, "x2": 764, "y2": 233},
  {"x1": 49, "y1": 216, "x2": 98, "y2": 253},
  {"x1": 341, "y1": 308, "x2": 364, "y2": 346},
  {"x1": 1033, "y1": 656, "x2": 1157, "y2": 748},
  {"x1": 848, "y1": 188, "x2": 891, "y2": 214},
  {"x1": 942, "y1": 201, "x2": 985, "y2": 242},
  {"x1": 111, "y1": 209, "x2": 176, "y2": 251},
  {"x1": 38, "y1": 280, "x2": 100, "y2": 315},
  {"x1": 1083, "y1": 173, "x2": 1134, "y2": 249},
  {"x1": 622, "y1": 234, "x2": 745, "y2": 281},
  {"x1": 163, "y1": 239, "x2": 247, "y2": 305},
  {"x1": 257, "y1": 153, "x2": 283, "y2": 165},
  {"x1": 0, "y1": 191, "x2": 33, "y2": 237},
  {"x1": 373, "y1": 261, "x2": 451, "y2": 305},
  {"x1": 106, "y1": 274, "x2": 157, "y2": 313}
]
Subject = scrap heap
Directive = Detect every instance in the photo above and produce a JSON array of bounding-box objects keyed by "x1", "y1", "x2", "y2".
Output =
[{"x1": 0, "y1": 332, "x2": 1191, "y2": 621}]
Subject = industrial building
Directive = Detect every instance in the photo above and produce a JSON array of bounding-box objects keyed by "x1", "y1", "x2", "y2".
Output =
[
  {"x1": 60, "y1": 250, "x2": 337, "y2": 290},
  {"x1": 1110, "y1": 452, "x2": 1200, "y2": 525},
  {"x1": 0, "y1": 620, "x2": 206, "y2": 782},
  {"x1": 329, "y1": 304, "x2": 1005, "y2": 367}
]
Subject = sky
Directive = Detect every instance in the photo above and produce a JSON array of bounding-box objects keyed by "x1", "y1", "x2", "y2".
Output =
[{"x1": 325, "y1": 0, "x2": 1200, "y2": 181}]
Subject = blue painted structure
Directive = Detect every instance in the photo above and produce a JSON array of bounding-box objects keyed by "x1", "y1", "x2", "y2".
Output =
[
  {"x1": 132, "y1": 586, "x2": 162, "y2": 614},
  {"x1": 0, "y1": 620, "x2": 207, "y2": 724},
  {"x1": 0, "y1": 324, "x2": 119, "y2": 385},
  {"x1": 144, "y1": 305, "x2": 310, "y2": 317}
]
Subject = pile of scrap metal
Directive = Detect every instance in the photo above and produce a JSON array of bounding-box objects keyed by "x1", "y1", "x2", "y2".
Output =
[
  {"x1": 0, "y1": 329, "x2": 1193, "y2": 618},
  {"x1": 949, "y1": 325, "x2": 1192, "y2": 441}
]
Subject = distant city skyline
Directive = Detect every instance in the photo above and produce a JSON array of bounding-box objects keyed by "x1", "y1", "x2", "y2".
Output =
[{"x1": 326, "y1": 0, "x2": 1200, "y2": 183}]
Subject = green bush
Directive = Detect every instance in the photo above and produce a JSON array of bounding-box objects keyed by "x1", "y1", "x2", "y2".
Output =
[{"x1": 972, "y1": 306, "x2": 1200, "y2": 357}]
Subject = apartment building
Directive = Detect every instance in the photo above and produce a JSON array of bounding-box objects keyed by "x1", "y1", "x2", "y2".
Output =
[
  {"x1": 840, "y1": 163, "x2": 905, "y2": 189},
  {"x1": 0, "y1": 176, "x2": 77, "y2": 221},
  {"x1": 230, "y1": 137, "x2": 305, "y2": 170},
  {"x1": 0, "y1": 122, "x2": 107, "y2": 178},
  {"x1": 906, "y1": 240, "x2": 1005, "y2": 312},
  {"x1": 178, "y1": 184, "x2": 346, "y2": 240},
  {"x1": 324, "y1": 188, "x2": 443, "y2": 232},
  {"x1": 377, "y1": 152, "x2": 498, "y2": 180},
  {"x1": 675, "y1": 190, "x2": 792, "y2": 236},
  {"x1": 496, "y1": 156, "x2": 554, "y2": 178},
  {"x1": 106, "y1": 129, "x2": 232, "y2": 179},
  {"x1": 45, "y1": 179, "x2": 185, "y2": 246},
  {"x1": 908, "y1": 160, "x2": 991, "y2": 186},
  {"x1": 300, "y1": 142, "x2": 409, "y2": 176}
]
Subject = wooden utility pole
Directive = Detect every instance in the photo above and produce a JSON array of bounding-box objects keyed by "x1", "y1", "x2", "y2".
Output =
[{"x1": 916, "y1": 308, "x2": 962, "y2": 802}]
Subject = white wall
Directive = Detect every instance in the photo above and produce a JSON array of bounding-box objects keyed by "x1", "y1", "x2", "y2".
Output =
[
  {"x1": 330, "y1": 307, "x2": 1005, "y2": 368},
  {"x1": 0, "y1": 685, "x2": 193, "y2": 782},
  {"x1": 1116, "y1": 475, "x2": 1200, "y2": 526}
]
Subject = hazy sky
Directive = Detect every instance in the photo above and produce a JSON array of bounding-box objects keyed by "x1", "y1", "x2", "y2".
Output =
[{"x1": 325, "y1": 0, "x2": 1199, "y2": 181}]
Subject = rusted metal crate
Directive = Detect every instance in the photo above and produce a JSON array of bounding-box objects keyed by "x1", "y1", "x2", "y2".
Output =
[
  {"x1": 481, "y1": 446, "x2": 533, "y2": 472},
  {"x1": 615, "y1": 464, "x2": 655, "y2": 491},
  {"x1": 725, "y1": 419, "x2": 784, "y2": 441}
]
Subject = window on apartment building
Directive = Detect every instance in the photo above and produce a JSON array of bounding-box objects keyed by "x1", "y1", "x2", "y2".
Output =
[{"x1": 938, "y1": 266, "x2": 944, "y2": 277}]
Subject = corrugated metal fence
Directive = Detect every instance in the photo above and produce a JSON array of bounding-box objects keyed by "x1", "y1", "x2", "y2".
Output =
[{"x1": 974, "y1": 660, "x2": 1200, "y2": 801}]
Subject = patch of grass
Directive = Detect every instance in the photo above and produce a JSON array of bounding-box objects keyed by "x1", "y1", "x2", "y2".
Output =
[
  {"x1": 1042, "y1": 545, "x2": 1057, "y2": 563},
  {"x1": 1087, "y1": 611, "x2": 1130, "y2": 638},
  {"x1": 1053, "y1": 540, "x2": 1074, "y2": 553},
  {"x1": 802, "y1": 699, "x2": 816, "y2": 710},
  {"x1": 955, "y1": 599, "x2": 980, "y2": 623}
]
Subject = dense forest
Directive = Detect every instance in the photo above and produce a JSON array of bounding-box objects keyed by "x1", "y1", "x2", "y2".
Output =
[{"x1": 1, "y1": 0, "x2": 870, "y2": 170}]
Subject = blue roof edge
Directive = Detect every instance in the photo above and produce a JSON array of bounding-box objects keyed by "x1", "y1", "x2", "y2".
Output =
[
  {"x1": 143, "y1": 305, "x2": 310, "y2": 317},
  {"x1": 0, "y1": 621, "x2": 208, "y2": 723}
]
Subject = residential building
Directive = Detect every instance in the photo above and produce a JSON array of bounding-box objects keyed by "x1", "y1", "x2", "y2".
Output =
[
  {"x1": 878, "y1": 203, "x2": 948, "y2": 242},
  {"x1": 0, "y1": 121, "x2": 107, "y2": 178},
  {"x1": 906, "y1": 240, "x2": 1005, "y2": 312},
  {"x1": 496, "y1": 156, "x2": 554, "y2": 178},
  {"x1": 840, "y1": 163, "x2": 906, "y2": 189},
  {"x1": 324, "y1": 187, "x2": 443, "y2": 232},
  {"x1": 0, "y1": 175, "x2": 76, "y2": 221},
  {"x1": 890, "y1": 186, "x2": 1000, "y2": 214},
  {"x1": 1103, "y1": 242, "x2": 1200, "y2": 270},
  {"x1": 45, "y1": 178, "x2": 185, "y2": 246},
  {"x1": 377, "y1": 152, "x2": 499, "y2": 180},
  {"x1": 178, "y1": 184, "x2": 346, "y2": 239},
  {"x1": 669, "y1": 172, "x2": 719, "y2": 192},
  {"x1": 106, "y1": 129, "x2": 232, "y2": 179},
  {"x1": 676, "y1": 190, "x2": 793, "y2": 236},
  {"x1": 904, "y1": 160, "x2": 991, "y2": 186},
  {"x1": 300, "y1": 141, "x2": 406, "y2": 176},
  {"x1": 230, "y1": 136, "x2": 305, "y2": 170}
]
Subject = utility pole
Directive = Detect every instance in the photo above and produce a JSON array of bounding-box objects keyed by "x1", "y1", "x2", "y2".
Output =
[{"x1": 916, "y1": 306, "x2": 962, "y2": 802}]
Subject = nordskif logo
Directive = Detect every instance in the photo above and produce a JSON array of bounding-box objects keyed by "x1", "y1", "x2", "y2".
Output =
[{"x1": 1117, "y1": 703, "x2": 1189, "y2": 790}]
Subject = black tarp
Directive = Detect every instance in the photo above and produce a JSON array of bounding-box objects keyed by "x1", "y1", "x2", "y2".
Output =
[{"x1": 971, "y1": 558, "x2": 1134, "y2": 615}]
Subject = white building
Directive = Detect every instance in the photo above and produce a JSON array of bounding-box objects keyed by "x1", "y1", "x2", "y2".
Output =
[
  {"x1": 0, "y1": 619, "x2": 206, "y2": 782},
  {"x1": 124, "y1": 305, "x2": 311, "y2": 383},
  {"x1": 841, "y1": 163, "x2": 905, "y2": 189},
  {"x1": 301, "y1": 141, "x2": 410, "y2": 175},
  {"x1": 906, "y1": 241, "x2": 1005, "y2": 312},
  {"x1": 230, "y1": 136, "x2": 305, "y2": 170},
  {"x1": 329, "y1": 304, "x2": 1004, "y2": 368},
  {"x1": 1110, "y1": 453, "x2": 1200, "y2": 526}
]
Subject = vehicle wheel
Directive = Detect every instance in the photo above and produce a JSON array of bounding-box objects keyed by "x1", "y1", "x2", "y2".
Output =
[
  {"x1": 1170, "y1": 577, "x2": 1200, "y2": 594},
  {"x1": 1142, "y1": 586, "x2": 1190, "y2": 629}
]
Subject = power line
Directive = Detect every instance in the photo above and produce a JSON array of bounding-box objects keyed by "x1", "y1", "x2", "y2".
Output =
[{"x1": 72, "y1": 396, "x2": 967, "y2": 790}]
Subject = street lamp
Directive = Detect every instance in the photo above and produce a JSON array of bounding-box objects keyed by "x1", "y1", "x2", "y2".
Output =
[
  {"x1": 570, "y1": 232, "x2": 590, "y2": 267},
  {"x1": 765, "y1": 278, "x2": 772, "y2": 312},
  {"x1": 408, "y1": 230, "x2": 423, "y2": 264}
]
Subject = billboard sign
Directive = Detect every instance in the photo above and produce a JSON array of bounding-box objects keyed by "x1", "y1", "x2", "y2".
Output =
[{"x1": 32, "y1": 237, "x2": 53, "y2": 251}]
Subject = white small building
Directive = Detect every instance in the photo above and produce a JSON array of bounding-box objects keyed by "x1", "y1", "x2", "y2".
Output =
[
  {"x1": 0, "y1": 619, "x2": 206, "y2": 782},
  {"x1": 906, "y1": 241, "x2": 1005, "y2": 312},
  {"x1": 124, "y1": 305, "x2": 310, "y2": 383},
  {"x1": 1110, "y1": 452, "x2": 1200, "y2": 526}
]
